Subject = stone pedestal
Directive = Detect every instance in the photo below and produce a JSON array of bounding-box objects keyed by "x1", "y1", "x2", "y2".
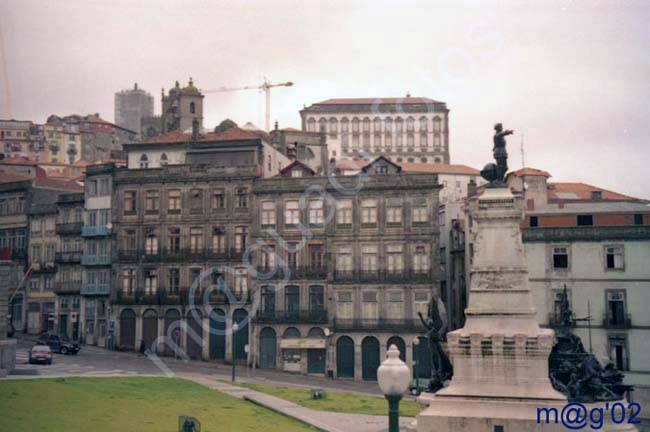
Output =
[
  {"x1": 0, "y1": 261, "x2": 17, "y2": 375},
  {"x1": 417, "y1": 187, "x2": 625, "y2": 431}
]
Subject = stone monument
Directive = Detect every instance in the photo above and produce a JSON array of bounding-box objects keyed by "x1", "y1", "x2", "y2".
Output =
[
  {"x1": 415, "y1": 125, "x2": 637, "y2": 431},
  {"x1": 0, "y1": 260, "x2": 17, "y2": 376}
]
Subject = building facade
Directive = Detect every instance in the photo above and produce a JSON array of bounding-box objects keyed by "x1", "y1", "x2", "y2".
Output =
[
  {"x1": 300, "y1": 97, "x2": 450, "y2": 164},
  {"x1": 114, "y1": 83, "x2": 154, "y2": 139},
  {"x1": 161, "y1": 79, "x2": 204, "y2": 134}
]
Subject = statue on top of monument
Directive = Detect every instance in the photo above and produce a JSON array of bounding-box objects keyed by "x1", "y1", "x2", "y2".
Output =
[
  {"x1": 418, "y1": 297, "x2": 453, "y2": 393},
  {"x1": 480, "y1": 123, "x2": 514, "y2": 187}
]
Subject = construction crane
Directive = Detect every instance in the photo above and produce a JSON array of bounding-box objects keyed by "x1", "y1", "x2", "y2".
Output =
[{"x1": 203, "y1": 79, "x2": 294, "y2": 132}]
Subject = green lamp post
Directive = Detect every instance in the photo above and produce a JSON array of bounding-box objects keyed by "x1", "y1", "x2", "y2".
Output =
[{"x1": 378, "y1": 345, "x2": 412, "y2": 432}]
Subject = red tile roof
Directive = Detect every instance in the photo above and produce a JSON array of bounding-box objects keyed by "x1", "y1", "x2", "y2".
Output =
[
  {"x1": 134, "y1": 127, "x2": 261, "y2": 145},
  {"x1": 0, "y1": 171, "x2": 31, "y2": 183},
  {"x1": 314, "y1": 97, "x2": 443, "y2": 105},
  {"x1": 332, "y1": 159, "x2": 366, "y2": 171},
  {"x1": 278, "y1": 160, "x2": 315, "y2": 176},
  {"x1": 399, "y1": 162, "x2": 480, "y2": 175},
  {"x1": 0, "y1": 157, "x2": 37, "y2": 166},
  {"x1": 507, "y1": 167, "x2": 552, "y2": 178},
  {"x1": 547, "y1": 182, "x2": 639, "y2": 202}
]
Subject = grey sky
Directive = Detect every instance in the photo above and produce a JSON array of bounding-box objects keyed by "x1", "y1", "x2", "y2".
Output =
[{"x1": 1, "y1": 0, "x2": 649, "y2": 199}]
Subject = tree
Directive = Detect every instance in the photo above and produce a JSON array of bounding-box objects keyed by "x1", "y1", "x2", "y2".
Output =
[{"x1": 214, "y1": 119, "x2": 238, "y2": 133}]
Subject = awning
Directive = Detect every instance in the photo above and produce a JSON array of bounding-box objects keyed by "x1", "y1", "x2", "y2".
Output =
[{"x1": 280, "y1": 338, "x2": 326, "y2": 349}]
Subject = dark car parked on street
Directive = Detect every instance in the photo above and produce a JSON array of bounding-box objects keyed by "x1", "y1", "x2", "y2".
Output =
[
  {"x1": 29, "y1": 344, "x2": 53, "y2": 365},
  {"x1": 37, "y1": 333, "x2": 80, "y2": 355}
]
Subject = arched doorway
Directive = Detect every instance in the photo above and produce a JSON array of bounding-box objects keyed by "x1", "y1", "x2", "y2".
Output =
[
  {"x1": 119, "y1": 309, "x2": 136, "y2": 350},
  {"x1": 336, "y1": 336, "x2": 354, "y2": 378},
  {"x1": 259, "y1": 327, "x2": 277, "y2": 369},
  {"x1": 142, "y1": 309, "x2": 158, "y2": 353},
  {"x1": 307, "y1": 327, "x2": 326, "y2": 374},
  {"x1": 186, "y1": 309, "x2": 203, "y2": 360},
  {"x1": 232, "y1": 309, "x2": 248, "y2": 361},
  {"x1": 163, "y1": 309, "x2": 181, "y2": 356},
  {"x1": 362, "y1": 336, "x2": 380, "y2": 381},
  {"x1": 387, "y1": 336, "x2": 406, "y2": 361},
  {"x1": 209, "y1": 308, "x2": 226, "y2": 360}
]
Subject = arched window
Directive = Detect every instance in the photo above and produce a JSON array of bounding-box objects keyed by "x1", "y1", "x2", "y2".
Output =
[
  {"x1": 160, "y1": 153, "x2": 168, "y2": 166},
  {"x1": 318, "y1": 118, "x2": 327, "y2": 133},
  {"x1": 433, "y1": 116, "x2": 442, "y2": 133},
  {"x1": 139, "y1": 154, "x2": 149, "y2": 169},
  {"x1": 307, "y1": 118, "x2": 316, "y2": 132},
  {"x1": 419, "y1": 116, "x2": 428, "y2": 132},
  {"x1": 328, "y1": 118, "x2": 338, "y2": 136},
  {"x1": 420, "y1": 157, "x2": 427, "y2": 163},
  {"x1": 351, "y1": 117, "x2": 360, "y2": 133},
  {"x1": 373, "y1": 117, "x2": 382, "y2": 133},
  {"x1": 283, "y1": 327, "x2": 301, "y2": 338},
  {"x1": 406, "y1": 117, "x2": 415, "y2": 132},
  {"x1": 189, "y1": 102, "x2": 196, "y2": 114}
]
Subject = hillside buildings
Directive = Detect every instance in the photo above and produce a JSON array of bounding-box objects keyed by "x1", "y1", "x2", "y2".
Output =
[{"x1": 114, "y1": 83, "x2": 154, "y2": 140}]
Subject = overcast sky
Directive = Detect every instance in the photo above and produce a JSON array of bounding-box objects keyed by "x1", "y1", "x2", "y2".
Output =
[{"x1": 1, "y1": 0, "x2": 648, "y2": 199}]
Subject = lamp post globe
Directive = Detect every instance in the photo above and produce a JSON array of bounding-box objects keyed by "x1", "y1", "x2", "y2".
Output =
[{"x1": 378, "y1": 344, "x2": 411, "y2": 432}]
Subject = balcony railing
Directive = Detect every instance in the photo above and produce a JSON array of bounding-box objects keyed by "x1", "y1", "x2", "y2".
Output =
[
  {"x1": 55, "y1": 251, "x2": 82, "y2": 264},
  {"x1": 55, "y1": 222, "x2": 83, "y2": 236},
  {"x1": 114, "y1": 288, "x2": 251, "y2": 306},
  {"x1": 117, "y1": 248, "x2": 247, "y2": 263},
  {"x1": 81, "y1": 283, "x2": 110, "y2": 296},
  {"x1": 254, "y1": 309, "x2": 328, "y2": 324},
  {"x1": 255, "y1": 266, "x2": 328, "y2": 281},
  {"x1": 603, "y1": 313, "x2": 631, "y2": 329},
  {"x1": 54, "y1": 281, "x2": 82, "y2": 294},
  {"x1": 81, "y1": 225, "x2": 111, "y2": 237},
  {"x1": 332, "y1": 269, "x2": 434, "y2": 283},
  {"x1": 332, "y1": 318, "x2": 422, "y2": 332},
  {"x1": 81, "y1": 255, "x2": 112, "y2": 266}
]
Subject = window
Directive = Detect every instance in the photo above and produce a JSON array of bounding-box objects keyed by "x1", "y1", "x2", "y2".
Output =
[
  {"x1": 168, "y1": 269, "x2": 180, "y2": 294},
  {"x1": 386, "y1": 244, "x2": 404, "y2": 273},
  {"x1": 361, "y1": 199, "x2": 377, "y2": 226},
  {"x1": 45, "y1": 244, "x2": 55, "y2": 263},
  {"x1": 414, "y1": 291, "x2": 429, "y2": 316},
  {"x1": 577, "y1": 215, "x2": 593, "y2": 226},
  {"x1": 386, "y1": 198, "x2": 402, "y2": 225},
  {"x1": 190, "y1": 189, "x2": 203, "y2": 212},
  {"x1": 139, "y1": 154, "x2": 149, "y2": 169},
  {"x1": 530, "y1": 216, "x2": 539, "y2": 227},
  {"x1": 337, "y1": 246, "x2": 353, "y2": 271},
  {"x1": 308, "y1": 199, "x2": 324, "y2": 226},
  {"x1": 285, "y1": 242, "x2": 298, "y2": 270},
  {"x1": 168, "y1": 189, "x2": 181, "y2": 213},
  {"x1": 361, "y1": 245, "x2": 378, "y2": 271},
  {"x1": 145, "y1": 230, "x2": 158, "y2": 255},
  {"x1": 145, "y1": 190, "x2": 159, "y2": 213},
  {"x1": 31, "y1": 245, "x2": 41, "y2": 264},
  {"x1": 168, "y1": 227, "x2": 181, "y2": 252},
  {"x1": 261, "y1": 245, "x2": 276, "y2": 270},
  {"x1": 189, "y1": 268, "x2": 202, "y2": 290},
  {"x1": 605, "y1": 246, "x2": 624, "y2": 270},
  {"x1": 189, "y1": 227, "x2": 203, "y2": 253},
  {"x1": 337, "y1": 200, "x2": 352, "y2": 226},
  {"x1": 413, "y1": 245, "x2": 429, "y2": 271},
  {"x1": 160, "y1": 153, "x2": 168, "y2": 166},
  {"x1": 234, "y1": 268, "x2": 247, "y2": 298},
  {"x1": 261, "y1": 286, "x2": 276, "y2": 317},
  {"x1": 236, "y1": 189, "x2": 248, "y2": 208},
  {"x1": 337, "y1": 291, "x2": 353, "y2": 319},
  {"x1": 309, "y1": 285, "x2": 324, "y2": 312},
  {"x1": 122, "y1": 269, "x2": 136, "y2": 295},
  {"x1": 261, "y1": 201, "x2": 276, "y2": 227},
  {"x1": 309, "y1": 244, "x2": 324, "y2": 270},
  {"x1": 634, "y1": 214, "x2": 643, "y2": 225},
  {"x1": 361, "y1": 291, "x2": 378, "y2": 320},
  {"x1": 285, "y1": 285, "x2": 300, "y2": 318},
  {"x1": 606, "y1": 290, "x2": 627, "y2": 327},
  {"x1": 124, "y1": 191, "x2": 137, "y2": 214},
  {"x1": 285, "y1": 200, "x2": 300, "y2": 227},
  {"x1": 235, "y1": 226, "x2": 247, "y2": 252},
  {"x1": 144, "y1": 269, "x2": 157, "y2": 295},
  {"x1": 189, "y1": 102, "x2": 196, "y2": 114},
  {"x1": 412, "y1": 197, "x2": 428, "y2": 224},
  {"x1": 609, "y1": 336, "x2": 628, "y2": 371},
  {"x1": 387, "y1": 291, "x2": 404, "y2": 319},
  {"x1": 88, "y1": 180, "x2": 98, "y2": 196},
  {"x1": 30, "y1": 220, "x2": 41, "y2": 236},
  {"x1": 212, "y1": 227, "x2": 225, "y2": 252},
  {"x1": 552, "y1": 247, "x2": 569, "y2": 269},
  {"x1": 211, "y1": 190, "x2": 225, "y2": 209}
]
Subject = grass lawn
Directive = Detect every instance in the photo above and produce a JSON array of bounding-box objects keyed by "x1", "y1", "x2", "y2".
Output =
[
  {"x1": 0, "y1": 377, "x2": 317, "y2": 432},
  {"x1": 234, "y1": 382, "x2": 421, "y2": 417}
]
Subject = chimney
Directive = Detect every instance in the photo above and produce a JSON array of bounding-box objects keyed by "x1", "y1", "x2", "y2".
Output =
[
  {"x1": 191, "y1": 119, "x2": 200, "y2": 141},
  {"x1": 467, "y1": 179, "x2": 477, "y2": 198}
]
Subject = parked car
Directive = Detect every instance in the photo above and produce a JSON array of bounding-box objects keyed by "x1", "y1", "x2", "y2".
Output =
[
  {"x1": 37, "y1": 333, "x2": 80, "y2": 355},
  {"x1": 29, "y1": 344, "x2": 53, "y2": 365}
]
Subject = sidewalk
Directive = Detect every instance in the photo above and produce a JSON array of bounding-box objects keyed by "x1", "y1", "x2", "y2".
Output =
[{"x1": 180, "y1": 373, "x2": 415, "y2": 432}]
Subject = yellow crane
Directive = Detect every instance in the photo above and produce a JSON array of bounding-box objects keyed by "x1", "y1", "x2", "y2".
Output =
[{"x1": 203, "y1": 79, "x2": 294, "y2": 132}]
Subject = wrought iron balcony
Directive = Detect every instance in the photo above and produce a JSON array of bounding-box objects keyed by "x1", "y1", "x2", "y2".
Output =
[
  {"x1": 81, "y1": 255, "x2": 111, "y2": 266},
  {"x1": 332, "y1": 318, "x2": 422, "y2": 332},
  {"x1": 254, "y1": 309, "x2": 328, "y2": 324},
  {"x1": 55, "y1": 222, "x2": 83, "y2": 236},
  {"x1": 255, "y1": 265, "x2": 328, "y2": 281},
  {"x1": 114, "y1": 288, "x2": 251, "y2": 306},
  {"x1": 332, "y1": 269, "x2": 434, "y2": 283},
  {"x1": 54, "y1": 281, "x2": 82, "y2": 294},
  {"x1": 602, "y1": 313, "x2": 632, "y2": 329},
  {"x1": 81, "y1": 283, "x2": 110, "y2": 296},
  {"x1": 81, "y1": 225, "x2": 111, "y2": 237},
  {"x1": 55, "y1": 251, "x2": 82, "y2": 264}
]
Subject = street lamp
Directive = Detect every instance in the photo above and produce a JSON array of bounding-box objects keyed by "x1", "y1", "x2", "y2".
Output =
[
  {"x1": 232, "y1": 322, "x2": 239, "y2": 382},
  {"x1": 413, "y1": 336, "x2": 420, "y2": 395},
  {"x1": 378, "y1": 345, "x2": 411, "y2": 432}
]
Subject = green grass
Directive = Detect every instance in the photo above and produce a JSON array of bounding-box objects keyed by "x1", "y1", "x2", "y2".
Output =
[
  {"x1": 0, "y1": 377, "x2": 317, "y2": 432},
  {"x1": 234, "y1": 381, "x2": 421, "y2": 417}
]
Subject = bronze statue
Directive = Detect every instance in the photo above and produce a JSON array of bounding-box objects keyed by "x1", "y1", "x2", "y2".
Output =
[
  {"x1": 480, "y1": 123, "x2": 514, "y2": 187},
  {"x1": 418, "y1": 298, "x2": 453, "y2": 392}
]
